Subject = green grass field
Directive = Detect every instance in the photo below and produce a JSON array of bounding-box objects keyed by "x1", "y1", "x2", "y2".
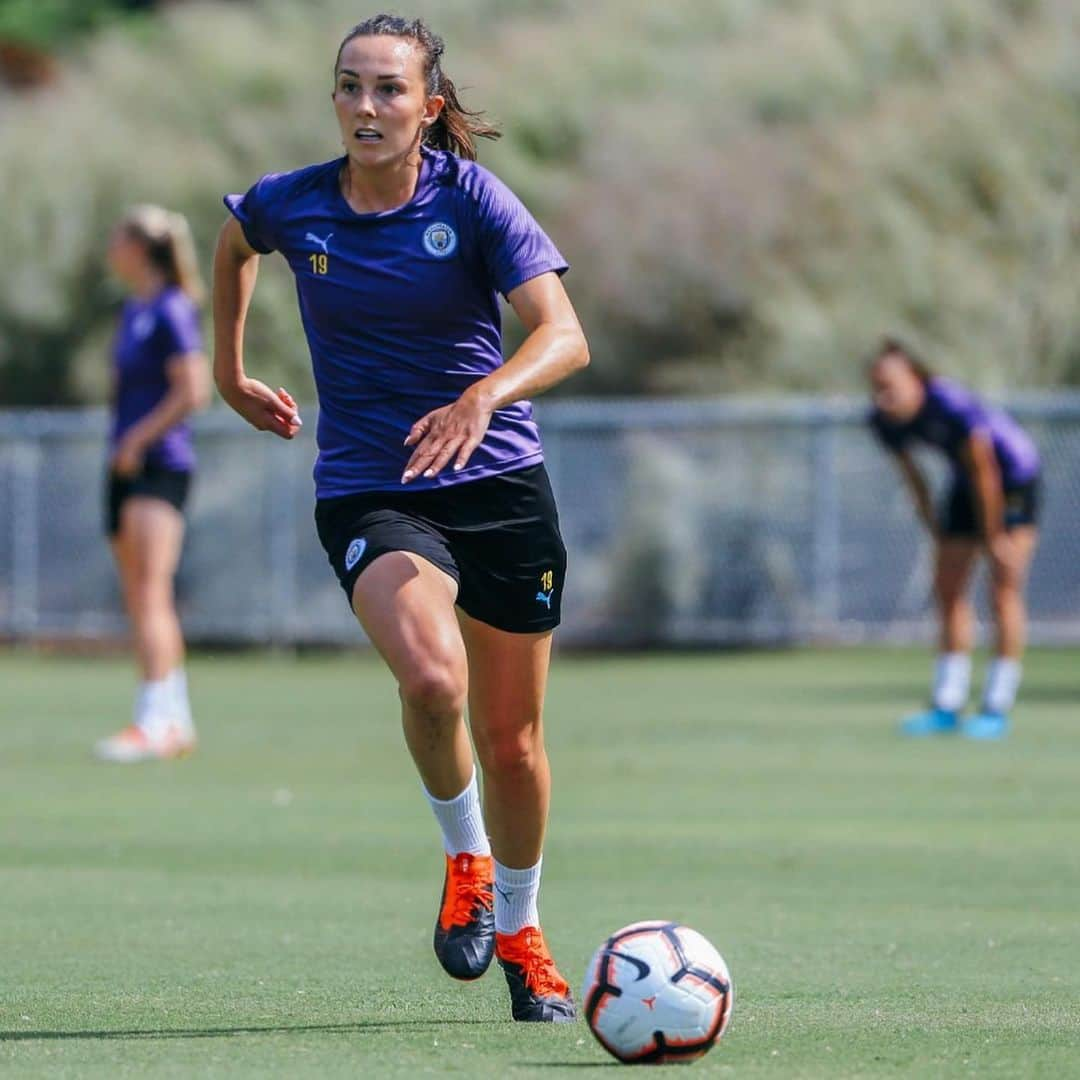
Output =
[{"x1": 2, "y1": 647, "x2": 1078, "y2": 1078}]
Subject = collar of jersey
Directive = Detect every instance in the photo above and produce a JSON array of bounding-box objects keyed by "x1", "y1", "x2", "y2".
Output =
[{"x1": 333, "y1": 147, "x2": 447, "y2": 221}]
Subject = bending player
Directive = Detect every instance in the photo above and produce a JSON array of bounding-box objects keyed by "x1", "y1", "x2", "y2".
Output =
[
  {"x1": 868, "y1": 338, "x2": 1041, "y2": 739},
  {"x1": 213, "y1": 15, "x2": 588, "y2": 1021}
]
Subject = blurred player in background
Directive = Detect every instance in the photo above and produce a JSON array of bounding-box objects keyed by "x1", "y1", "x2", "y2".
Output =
[
  {"x1": 868, "y1": 338, "x2": 1041, "y2": 740},
  {"x1": 213, "y1": 15, "x2": 588, "y2": 1022},
  {"x1": 95, "y1": 206, "x2": 209, "y2": 762}
]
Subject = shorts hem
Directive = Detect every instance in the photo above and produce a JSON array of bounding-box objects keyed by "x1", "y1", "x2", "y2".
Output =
[
  {"x1": 940, "y1": 477, "x2": 1040, "y2": 538},
  {"x1": 105, "y1": 468, "x2": 191, "y2": 537},
  {"x1": 339, "y1": 543, "x2": 461, "y2": 605},
  {"x1": 455, "y1": 598, "x2": 560, "y2": 635}
]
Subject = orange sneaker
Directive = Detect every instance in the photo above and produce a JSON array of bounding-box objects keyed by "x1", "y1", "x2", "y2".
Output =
[
  {"x1": 496, "y1": 926, "x2": 576, "y2": 1022},
  {"x1": 94, "y1": 722, "x2": 196, "y2": 763},
  {"x1": 433, "y1": 852, "x2": 495, "y2": 980}
]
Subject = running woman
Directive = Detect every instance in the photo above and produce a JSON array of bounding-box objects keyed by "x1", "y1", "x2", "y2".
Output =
[
  {"x1": 213, "y1": 16, "x2": 588, "y2": 1021},
  {"x1": 868, "y1": 338, "x2": 1041, "y2": 739},
  {"x1": 96, "y1": 206, "x2": 209, "y2": 761}
]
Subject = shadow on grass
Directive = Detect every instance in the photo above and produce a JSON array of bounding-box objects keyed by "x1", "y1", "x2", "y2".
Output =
[{"x1": 0, "y1": 1019, "x2": 492, "y2": 1042}]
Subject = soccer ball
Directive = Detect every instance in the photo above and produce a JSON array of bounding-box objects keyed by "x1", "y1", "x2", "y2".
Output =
[{"x1": 582, "y1": 921, "x2": 733, "y2": 1064}]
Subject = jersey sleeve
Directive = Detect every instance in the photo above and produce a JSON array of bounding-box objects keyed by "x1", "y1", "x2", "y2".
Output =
[
  {"x1": 868, "y1": 409, "x2": 909, "y2": 454},
  {"x1": 928, "y1": 379, "x2": 993, "y2": 449},
  {"x1": 158, "y1": 293, "x2": 203, "y2": 358},
  {"x1": 224, "y1": 174, "x2": 283, "y2": 255},
  {"x1": 468, "y1": 167, "x2": 569, "y2": 297}
]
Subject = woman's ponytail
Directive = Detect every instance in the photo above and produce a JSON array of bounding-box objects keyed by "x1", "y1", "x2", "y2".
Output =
[
  {"x1": 426, "y1": 69, "x2": 501, "y2": 161},
  {"x1": 121, "y1": 205, "x2": 205, "y2": 305}
]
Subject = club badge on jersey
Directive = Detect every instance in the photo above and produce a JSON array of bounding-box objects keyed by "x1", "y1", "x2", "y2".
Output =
[{"x1": 423, "y1": 222, "x2": 457, "y2": 258}]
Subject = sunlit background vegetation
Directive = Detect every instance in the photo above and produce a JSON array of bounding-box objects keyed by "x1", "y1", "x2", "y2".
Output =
[{"x1": 1, "y1": 0, "x2": 1078, "y2": 404}]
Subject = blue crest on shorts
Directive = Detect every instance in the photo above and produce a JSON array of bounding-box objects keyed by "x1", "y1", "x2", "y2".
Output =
[
  {"x1": 422, "y1": 222, "x2": 457, "y2": 258},
  {"x1": 345, "y1": 537, "x2": 367, "y2": 572}
]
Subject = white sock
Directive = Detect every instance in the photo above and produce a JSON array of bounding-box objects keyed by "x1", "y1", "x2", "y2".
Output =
[
  {"x1": 134, "y1": 669, "x2": 193, "y2": 736},
  {"x1": 983, "y1": 658, "x2": 1022, "y2": 715},
  {"x1": 932, "y1": 652, "x2": 971, "y2": 712},
  {"x1": 166, "y1": 668, "x2": 193, "y2": 730},
  {"x1": 134, "y1": 678, "x2": 171, "y2": 732},
  {"x1": 494, "y1": 857, "x2": 542, "y2": 935},
  {"x1": 424, "y1": 769, "x2": 491, "y2": 857}
]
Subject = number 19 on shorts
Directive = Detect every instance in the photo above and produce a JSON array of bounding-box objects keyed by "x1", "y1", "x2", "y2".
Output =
[{"x1": 309, "y1": 253, "x2": 328, "y2": 275}]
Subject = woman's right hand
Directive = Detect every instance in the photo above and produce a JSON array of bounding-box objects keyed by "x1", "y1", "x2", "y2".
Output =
[{"x1": 219, "y1": 378, "x2": 302, "y2": 439}]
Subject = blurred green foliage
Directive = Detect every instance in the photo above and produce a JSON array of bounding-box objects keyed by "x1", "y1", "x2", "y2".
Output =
[
  {"x1": 0, "y1": 0, "x2": 1078, "y2": 404},
  {"x1": 0, "y1": 0, "x2": 145, "y2": 47}
]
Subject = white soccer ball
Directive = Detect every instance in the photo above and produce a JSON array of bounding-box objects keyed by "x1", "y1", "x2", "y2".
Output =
[{"x1": 582, "y1": 921, "x2": 733, "y2": 1064}]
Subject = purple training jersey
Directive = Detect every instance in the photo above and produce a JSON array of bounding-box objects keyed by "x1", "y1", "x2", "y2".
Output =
[
  {"x1": 111, "y1": 286, "x2": 202, "y2": 472},
  {"x1": 225, "y1": 148, "x2": 568, "y2": 499},
  {"x1": 870, "y1": 377, "x2": 1040, "y2": 487}
]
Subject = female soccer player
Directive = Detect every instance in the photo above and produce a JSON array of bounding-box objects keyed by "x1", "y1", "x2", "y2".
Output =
[
  {"x1": 868, "y1": 338, "x2": 1041, "y2": 739},
  {"x1": 96, "y1": 205, "x2": 209, "y2": 762},
  {"x1": 213, "y1": 16, "x2": 588, "y2": 1022}
]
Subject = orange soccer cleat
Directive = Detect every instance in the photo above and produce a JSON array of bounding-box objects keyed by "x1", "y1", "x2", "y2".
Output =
[
  {"x1": 496, "y1": 926, "x2": 576, "y2": 1023},
  {"x1": 94, "y1": 722, "x2": 196, "y2": 763},
  {"x1": 433, "y1": 852, "x2": 495, "y2": 980}
]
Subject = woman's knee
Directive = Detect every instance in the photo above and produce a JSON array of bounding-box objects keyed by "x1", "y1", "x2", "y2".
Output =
[
  {"x1": 126, "y1": 574, "x2": 174, "y2": 616},
  {"x1": 476, "y1": 724, "x2": 544, "y2": 779},
  {"x1": 398, "y1": 659, "x2": 467, "y2": 719}
]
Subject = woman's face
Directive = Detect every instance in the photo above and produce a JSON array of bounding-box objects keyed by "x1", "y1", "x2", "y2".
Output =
[
  {"x1": 106, "y1": 226, "x2": 146, "y2": 287},
  {"x1": 871, "y1": 352, "x2": 926, "y2": 423},
  {"x1": 332, "y1": 36, "x2": 443, "y2": 168}
]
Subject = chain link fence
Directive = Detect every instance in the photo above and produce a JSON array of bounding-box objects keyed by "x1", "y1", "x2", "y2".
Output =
[{"x1": 2, "y1": 395, "x2": 1078, "y2": 647}]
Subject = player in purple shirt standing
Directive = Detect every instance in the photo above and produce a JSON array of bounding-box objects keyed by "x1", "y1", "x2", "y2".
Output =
[
  {"x1": 213, "y1": 16, "x2": 588, "y2": 1022},
  {"x1": 96, "y1": 205, "x2": 210, "y2": 762},
  {"x1": 868, "y1": 338, "x2": 1041, "y2": 740}
]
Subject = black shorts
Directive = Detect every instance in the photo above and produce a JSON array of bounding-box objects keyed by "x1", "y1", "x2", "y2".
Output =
[
  {"x1": 105, "y1": 465, "x2": 191, "y2": 537},
  {"x1": 941, "y1": 477, "x2": 1041, "y2": 538},
  {"x1": 315, "y1": 464, "x2": 567, "y2": 634}
]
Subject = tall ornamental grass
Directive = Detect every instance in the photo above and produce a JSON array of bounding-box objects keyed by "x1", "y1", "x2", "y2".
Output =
[{"x1": 0, "y1": 0, "x2": 1076, "y2": 402}]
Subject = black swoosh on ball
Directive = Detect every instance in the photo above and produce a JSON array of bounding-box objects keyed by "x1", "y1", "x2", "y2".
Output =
[{"x1": 604, "y1": 950, "x2": 651, "y2": 982}]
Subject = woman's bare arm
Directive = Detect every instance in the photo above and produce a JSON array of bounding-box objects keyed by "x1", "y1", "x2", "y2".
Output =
[{"x1": 212, "y1": 217, "x2": 302, "y2": 439}]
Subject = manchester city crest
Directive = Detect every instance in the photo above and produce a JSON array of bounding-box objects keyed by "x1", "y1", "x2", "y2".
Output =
[
  {"x1": 422, "y1": 222, "x2": 457, "y2": 258},
  {"x1": 344, "y1": 537, "x2": 367, "y2": 572}
]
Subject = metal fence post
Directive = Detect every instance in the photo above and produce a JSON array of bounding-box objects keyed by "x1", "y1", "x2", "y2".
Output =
[
  {"x1": 810, "y1": 417, "x2": 840, "y2": 637},
  {"x1": 11, "y1": 437, "x2": 41, "y2": 639}
]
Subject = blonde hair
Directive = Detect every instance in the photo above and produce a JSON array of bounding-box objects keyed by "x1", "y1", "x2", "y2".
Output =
[{"x1": 120, "y1": 204, "x2": 205, "y2": 305}]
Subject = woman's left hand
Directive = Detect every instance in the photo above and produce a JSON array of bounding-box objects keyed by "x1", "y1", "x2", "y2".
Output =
[
  {"x1": 402, "y1": 389, "x2": 494, "y2": 484},
  {"x1": 112, "y1": 434, "x2": 146, "y2": 478}
]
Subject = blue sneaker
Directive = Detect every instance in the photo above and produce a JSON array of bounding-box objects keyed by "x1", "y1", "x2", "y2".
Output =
[
  {"x1": 899, "y1": 708, "x2": 959, "y2": 737},
  {"x1": 961, "y1": 711, "x2": 1010, "y2": 740}
]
